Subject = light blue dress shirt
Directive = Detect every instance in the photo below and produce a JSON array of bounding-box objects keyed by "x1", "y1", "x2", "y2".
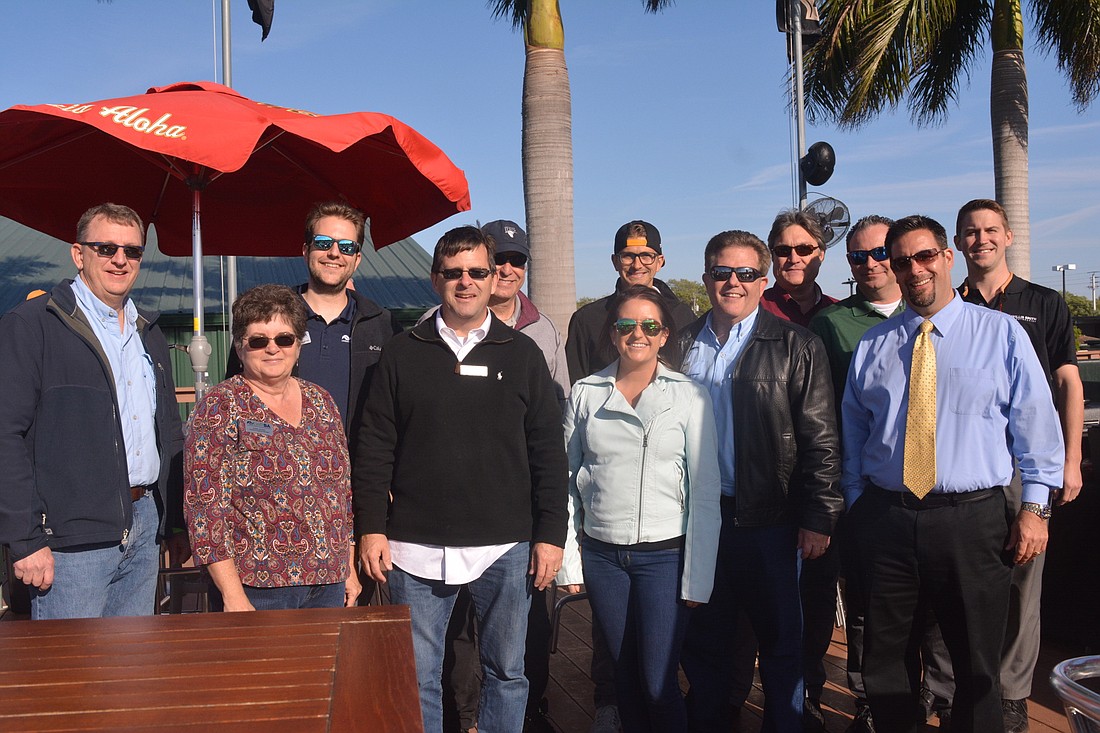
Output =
[
  {"x1": 841, "y1": 293, "x2": 1063, "y2": 508},
  {"x1": 72, "y1": 276, "x2": 160, "y2": 487},
  {"x1": 682, "y1": 307, "x2": 759, "y2": 496}
]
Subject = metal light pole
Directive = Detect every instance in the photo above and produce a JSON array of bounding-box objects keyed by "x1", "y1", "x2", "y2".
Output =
[{"x1": 1052, "y1": 263, "x2": 1076, "y2": 299}]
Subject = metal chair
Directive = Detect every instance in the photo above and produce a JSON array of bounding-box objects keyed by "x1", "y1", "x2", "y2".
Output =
[
  {"x1": 1051, "y1": 655, "x2": 1100, "y2": 732},
  {"x1": 549, "y1": 589, "x2": 588, "y2": 653}
]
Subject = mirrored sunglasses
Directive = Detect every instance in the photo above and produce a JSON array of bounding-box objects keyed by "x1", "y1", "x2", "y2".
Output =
[
  {"x1": 244, "y1": 333, "x2": 297, "y2": 350},
  {"x1": 437, "y1": 267, "x2": 493, "y2": 280},
  {"x1": 709, "y1": 265, "x2": 764, "y2": 283},
  {"x1": 613, "y1": 318, "x2": 665, "y2": 337},
  {"x1": 771, "y1": 243, "x2": 819, "y2": 258},
  {"x1": 890, "y1": 248, "x2": 945, "y2": 272},
  {"x1": 846, "y1": 246, "x2": 890, "y2": 266},
  {"x1": 309, "y1": 235, "x2": 361, "y2": 256},
  {"x1": 494, "y1": 252, "x2": 528, "y2": 268},
  {"x1": 616, "y1": 251, "x2": 659, "y2": 266},
  {"x1": 80, "y1": 241, "x2": 145, "y2": 260}
]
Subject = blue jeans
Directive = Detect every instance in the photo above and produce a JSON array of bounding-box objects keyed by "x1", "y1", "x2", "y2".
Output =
[
  {"x1": 31, "y1": 492, "x2": 160, "y2": 619},
  {"x1": 244, "y1": 582, "x2": 344, "y2": 610},
  {"x1": 389, "y1": 542, "x2": 531, "y2": 733},
  {"x1": 682, "y1": 516, "x2": 804, "y2": 733},
  {"x1": 582, "y1": 538, "x2": 691, "y2": 733}
]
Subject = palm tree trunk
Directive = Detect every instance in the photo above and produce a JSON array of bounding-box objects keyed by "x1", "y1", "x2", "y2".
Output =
[
  {"x1": 991, "y1": 0, "x2": 1030, "y2": 279},
  {"x1": 521, "y1": 0, "x2": 576, "y2": 335}
]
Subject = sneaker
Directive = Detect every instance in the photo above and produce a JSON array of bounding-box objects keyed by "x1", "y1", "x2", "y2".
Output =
[
  {"x1": 846, "y1": 704, "x2": 875, "y2": 733},
  {"x1": 523, "y1": 710, "x2": 556, "y2": 733},
  {"x1": 803, "y1": 697, "x2": 826, "y2": 732},
  {"x1": 590, "y1": 704, "x2": 621, "y2": 733},
  {"x1": 1002, "y1": 698, "x2": 1029, "y2": 733}
]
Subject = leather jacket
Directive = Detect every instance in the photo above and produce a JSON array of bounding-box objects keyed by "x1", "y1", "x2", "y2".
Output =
[{"x1": 679, "y1": 308, "x2": 842, "y2": 535}]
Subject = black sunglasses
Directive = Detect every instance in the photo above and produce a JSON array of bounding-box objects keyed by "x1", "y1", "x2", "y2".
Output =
[
  {"x1": 436, "y1": 267, "x2": 493, "y2": 281},
  {"x1": 846, "y1": 246, "x2": 890, "y2": 266},
  {"x1": 771, "y1": 243, "x2": 819, "y2": 258},
  {"x1": 494, "y1": 252, "x2": 528, "y2": 268},
  {"x1": 309, "y1": 235, "x2": 361, "y2": 256},
  {"x1": 244, "y1": 333, "x2": 297, "y2": 350},
  {"x1": 616, "y1": 251, "x2": 659, "y2": 266},
  {"x1": 613, "y1": 318, "x2": 665, "y2": 337},
  {"x1": 80, "y1": 241, "x2": 145, "y2": 261},
  {"x1": 709, "y1": 265, "x2": 765, "y2": 283},
  {"x1": 890, "y1": 248, "x2": 945, "y2": 272}
]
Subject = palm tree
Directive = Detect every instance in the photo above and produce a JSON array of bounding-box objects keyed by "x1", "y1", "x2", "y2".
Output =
[
  {"x1": 487, "y1": 0, "x2": 672, "y2": 333},
  {"x1": 802, "y1": 0, "x2": 1100, "y2": 279}
]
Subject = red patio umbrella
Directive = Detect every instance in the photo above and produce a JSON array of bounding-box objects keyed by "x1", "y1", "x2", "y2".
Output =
[{"x1": 0, "y1": 81, "x2": 471, "y2": 394}]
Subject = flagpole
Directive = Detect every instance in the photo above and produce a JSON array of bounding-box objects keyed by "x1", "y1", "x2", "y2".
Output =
[{"x1": 222, "y1": 0, "x2": 238, "y2": 335}]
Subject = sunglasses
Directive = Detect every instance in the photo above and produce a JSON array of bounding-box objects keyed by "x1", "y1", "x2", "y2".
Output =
[
  {"x1": 846, "y1": 246, "x2": 890, "y2": 266},
  {"x1": 890, "y1": 248, "x2": 945, "y2": 272},
  {"x1": 309, "y1": 235, "x2": 361, "y2": 256},
  {"x1": 613, "y1": 318, "x2": 665, "y2": 337},
  {"x1": 771, "y1": 243, "x2": 819, "y2": 258},
  {"x1": 80, "y1": 241, "x2": 145, "y2": 260},
  {"x1": 436, "y1": 267, "x2": 493, "y2": 280},
  {"x1": 494, "y1": 252, "x2": 528, "y2": 268},
  {"x1": 616, "y1": 251, "x2": 659, "y2": 266},
  {"x1": 709, "y1": 265, "x2": 765, "y2": 283},
  {"x1": 244, "y1": 333, "x2": 297, "y2": 350}
]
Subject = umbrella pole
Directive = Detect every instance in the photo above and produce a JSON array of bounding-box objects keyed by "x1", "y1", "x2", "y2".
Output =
[{"x1": 188, "y1": 187, "x2": 213, "y2": 402}]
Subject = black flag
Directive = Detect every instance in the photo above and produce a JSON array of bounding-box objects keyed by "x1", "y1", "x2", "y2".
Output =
[{"x1": 247, "y1": 0, "x2": 274, "y2": 41}]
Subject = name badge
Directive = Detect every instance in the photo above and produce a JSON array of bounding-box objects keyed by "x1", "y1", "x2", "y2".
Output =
[
  {"x1": 243, "y1": 419, "x2": 275, "y2": 436},
  {"x1": 457, "y1": 364, "x2": 489, "y2": 377},
  {"x1": 300, "y1": 332, "x2": 312, "y2": 345}
]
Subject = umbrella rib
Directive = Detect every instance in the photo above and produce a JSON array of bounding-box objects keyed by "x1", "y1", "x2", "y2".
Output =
[
  {"x1": 268, "y1": 144, "x2": 346, "y2": 198},
  {"x1": 0, "y1": 128, "x2": 97, "y2": 171}
]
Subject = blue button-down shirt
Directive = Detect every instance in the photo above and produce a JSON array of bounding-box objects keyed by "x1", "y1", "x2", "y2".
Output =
[
  {"x1": 841, "y1": 293, "x2": 1063, "y2": 508},
  {"x1": 682, "y1": 307, "x2": 759, "y2": 496},
  {"x1": 72, "y1": 275, "x2": 159, "y2": 487}
]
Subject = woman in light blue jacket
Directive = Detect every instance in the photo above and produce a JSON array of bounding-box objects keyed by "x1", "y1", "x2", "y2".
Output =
[{"x1": 557, "y1": 285, "x2": 721, "y2": 733}]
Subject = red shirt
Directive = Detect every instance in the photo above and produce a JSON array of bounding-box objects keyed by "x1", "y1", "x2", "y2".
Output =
[{"x1": 760, "y1": 284, "x2": 838, "y2": 328}]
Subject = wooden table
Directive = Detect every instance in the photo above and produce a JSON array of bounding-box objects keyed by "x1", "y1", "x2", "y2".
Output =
[{"x1": 0, "y1": 605, "x2": 422, "y2": 732}]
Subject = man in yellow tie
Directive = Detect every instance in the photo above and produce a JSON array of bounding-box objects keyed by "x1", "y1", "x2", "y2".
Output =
[{"x1": 839, "y1": 215, "x2": 1063, "y2": 733}]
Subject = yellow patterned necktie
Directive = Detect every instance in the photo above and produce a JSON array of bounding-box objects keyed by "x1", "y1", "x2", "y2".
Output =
[{"x1": 903, "y1": 319, "x2": 937, "y2": 499}]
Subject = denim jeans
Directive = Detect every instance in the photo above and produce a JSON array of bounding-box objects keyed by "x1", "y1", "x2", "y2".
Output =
[
  {"x1": 582, "y1": 538, "x2": 691, "y2": 733},
  {"x1": 243, "y1": 582, "x2": 344, "y2": 610},
  {"x1": 389, "y1": 542, "x2": 531, "y2": 733},
  {"x1": 31, "y1": 492, "x2": 160, "y2": 619}
]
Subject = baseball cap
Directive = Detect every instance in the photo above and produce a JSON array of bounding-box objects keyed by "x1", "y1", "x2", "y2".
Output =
[
  {"x1": 481, "y1": 220, "x2": 529, "y2": 258},
  {"x1": 614, "y1": 220, "x2": 662, "y2": 254}
]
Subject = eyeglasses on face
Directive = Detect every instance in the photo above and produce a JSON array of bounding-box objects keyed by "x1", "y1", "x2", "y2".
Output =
[
  {"x1": 494, "y1": 252, "x2": 528, "y2": 268},
  {"x1": 709, "y1": 265, "x2": 765, "y2": 283},
  {"x1": 613, "y1": 318, "x2": 665, "y2": 337},
  {"x1": 309, "y1": 235, "x2": 361, "y2": 256},
  {"x1": 890, "y1": 248, "x2": 945, "y2": 272},
  {"x1": 846, "y1": 246, "x2": 890, "y2": 266},
  {"x1": 244, "y1": 333, "x2": 297, "y2": 350},
  {"x1": 80, "y1": 241, "x2": 145, "y2": 260},
  {"x1": 616, "y1": 251, "x2": 659, "y2": 266},
  {"x1": 771, "y1": 243, "x2": 819, "y2": 258},
  {"x1": 436, "y1": 267, "x2": 493, "y2": 281}
]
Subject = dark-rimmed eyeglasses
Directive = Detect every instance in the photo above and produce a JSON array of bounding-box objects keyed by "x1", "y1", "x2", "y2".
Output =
[
  {"x1": 709, "y1": 266, "x2": 765, "y2": 283},
  {"x1": 80, "y1": 241, "x2": 145, "y2": 260},
  {"x1": 436, "y1": 267, "x2": 493, "y2": 281},
  {"x1": 244, "y1": 333, "x2": 297, "y2": 350},
  {"x1": 494, "y1": 252, "x2": 528, "y2": 268},
  {"x1": 890, "y1": 248, "x2": 945, "y2": 272},
  {"x1": 771, "y1": 243, "x2": 819, "y2": 258},
  {"x1": 309, "y1": 235, "x2": 361, "y2": 256},
  {"x1": 613, "y1": 318, "x2": 665, "y2": 337},
  {"x1": 846, "y1": 246, "x2": 890, "y2": 266},
  {"x1": 616, "y1": 251, "x2": 659, "y2": 266}
]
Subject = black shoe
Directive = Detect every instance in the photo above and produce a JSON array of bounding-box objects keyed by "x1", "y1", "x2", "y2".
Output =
[
  {"x1": 846, "y1": 704, "x2": 875, "y2": 733},
  {"x1": 803, "y1": 697, "x2": 826, "y2": 732},
  {"x1": 523, "y1": 710, "x2": 556, "y2": 733},
  {"x1": 1002, "y1": 698, "x2": 1029, "y2": 733}
]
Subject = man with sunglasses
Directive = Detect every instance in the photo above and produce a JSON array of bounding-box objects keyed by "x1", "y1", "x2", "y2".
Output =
[
  {"x1": 761, "y1": 210, "x2": 838, "y2": 327},
  {"x1": 0, "y1": 203, "x2": 186, "y2": 619},
  {"x1": 354, "y1": 226, "x2": 567, "y2": 733},
  {"x1": 841, "y1": 215, "x2": 1062, "y2": 732},
  {"x1": 915, "y1": 199, "x2": 1084, "y2": 733},
  {"x1": 805, "y1": 215, "x2": 901, "y2": 733},
  {"x1": 679, "y1": 230, "x2": 842, "y2": 733}
]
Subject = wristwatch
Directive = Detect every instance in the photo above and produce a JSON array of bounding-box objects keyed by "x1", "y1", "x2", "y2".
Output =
[{"x1": 1020, "y1": 501, "x2": 1052, "y2": 521}]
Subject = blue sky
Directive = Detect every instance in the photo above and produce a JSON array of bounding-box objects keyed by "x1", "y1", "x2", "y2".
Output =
[{"x1": 2, "y1": 1, "x2": 1097, "y2": 300}]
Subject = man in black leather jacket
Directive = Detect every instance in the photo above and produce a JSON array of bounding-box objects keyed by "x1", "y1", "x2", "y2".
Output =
[{"x1": 678, "y1": 229, "x2": 842, "y2": 733}]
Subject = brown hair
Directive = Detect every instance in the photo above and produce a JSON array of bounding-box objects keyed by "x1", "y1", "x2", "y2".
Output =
[
  {"x1": 885, "y1": 215, "x2": 949, "y2": 255},
  {"x1": 231, "y1": 284, "x2": 308, "y2": 344},
  {"x1": 767, "y1": 209, "x2": 825, "y2": 250},
  {"x1": 304, "y1": 201, "x2": 366, "y2": 245},
  {"x1": 704, "y1": 230, "x2": 771, "y2": 273},
  {"x1": 955, "y1": 198, "x2": 1010, "y2": 235},
  {"x1": 602, "y1": 285, "x2": 677, "y2": 367},
  {"x1": 431, "y1": 226, "x2": 496, "y2": 274},
  {"x1": 77, "y1": 203, "x2": 145, "y2": 246}
]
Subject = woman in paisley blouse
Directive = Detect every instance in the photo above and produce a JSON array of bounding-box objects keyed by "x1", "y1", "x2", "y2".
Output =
[{"x1": 184, "y1": 284, "x2": 360, "y2": 611}]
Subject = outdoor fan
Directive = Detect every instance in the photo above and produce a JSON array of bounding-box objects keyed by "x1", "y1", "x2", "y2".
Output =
[{"x1": 803, "y1": 194, "x2": 851, "y2": 249}]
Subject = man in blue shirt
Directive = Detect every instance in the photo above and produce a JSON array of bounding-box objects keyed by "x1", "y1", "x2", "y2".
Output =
[{"x1": 841, "y1": 215, "x2": 1063, "y2": 732}]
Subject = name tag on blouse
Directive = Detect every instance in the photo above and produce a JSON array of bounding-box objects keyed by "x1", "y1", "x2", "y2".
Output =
[
  {"x1": 243, "y1": 419, "x2": 275, "y2": 436},
  {"x1": 457, "y1": 364, "x2": 488, "y2": 377}
]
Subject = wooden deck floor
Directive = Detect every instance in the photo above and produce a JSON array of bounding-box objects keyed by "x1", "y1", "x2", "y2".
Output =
[{"x1": 543, "y1": 588, "x2": 1075, "y2": 732}]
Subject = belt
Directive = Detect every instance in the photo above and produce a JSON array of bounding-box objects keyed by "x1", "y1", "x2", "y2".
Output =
[
  {"x1": 130, "y1": 485, "x2": 151, "y2": 502},
  {"x1": 866, "y1": 484, "x2": 1001, "y2": 510}
]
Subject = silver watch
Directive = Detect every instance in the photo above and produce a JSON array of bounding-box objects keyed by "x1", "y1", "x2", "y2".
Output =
[{"x1": 1020, "y1": 501, "x2": 1052, "y2": 521}]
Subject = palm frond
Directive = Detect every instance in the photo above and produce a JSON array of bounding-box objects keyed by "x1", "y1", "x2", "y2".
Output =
[
  {"x1": 486, "y1": 0, "x2": 526, "y2": 30},
  {"x1": 908, "y1": 0, "x2": 990, "y2": 125},
  {"x1": 642, "y1": 0, "x2": 676, "y2": 12},
  {"x1": 1031, "y1": 0, "x2": 1100, "y2": 109}
]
